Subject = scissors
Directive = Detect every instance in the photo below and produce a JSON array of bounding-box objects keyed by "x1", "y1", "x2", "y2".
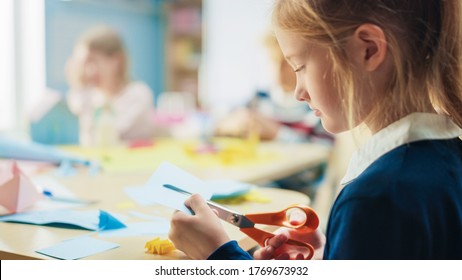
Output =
[{"x1": 163, "y1": 184, "x2": 319, "y2": 259}]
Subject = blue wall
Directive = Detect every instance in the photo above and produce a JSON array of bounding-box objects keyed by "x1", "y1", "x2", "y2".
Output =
[{"x1": 45, "y1": 0, "x2": 166, "y2": 99}]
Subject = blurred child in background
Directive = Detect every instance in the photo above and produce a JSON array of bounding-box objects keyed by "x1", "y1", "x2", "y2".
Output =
[{"x1": 66, "y1": 25, "x2": 156, "y2": 146}]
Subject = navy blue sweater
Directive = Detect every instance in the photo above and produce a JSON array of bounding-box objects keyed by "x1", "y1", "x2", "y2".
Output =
[{"x1": 324, "y1": 138, "x2": 462, "y2": 259}]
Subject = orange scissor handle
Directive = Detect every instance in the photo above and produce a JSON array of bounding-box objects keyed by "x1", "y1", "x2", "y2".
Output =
[
  {"x1": 244, "y1": 204, "x2": 319, "y2": 232},
  {"x1": 240, "y1": 227, "x2": 315, "y2": 260}
]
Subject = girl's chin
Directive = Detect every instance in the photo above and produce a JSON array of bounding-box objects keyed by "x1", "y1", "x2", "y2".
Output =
[{"x1": 320, "y1": 119, "x2": 347, "y2": 134}]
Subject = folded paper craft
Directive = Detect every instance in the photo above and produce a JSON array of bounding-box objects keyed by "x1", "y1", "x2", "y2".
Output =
[{"x1": 0, "y1": 161, "x2": 43, "y2": 214}]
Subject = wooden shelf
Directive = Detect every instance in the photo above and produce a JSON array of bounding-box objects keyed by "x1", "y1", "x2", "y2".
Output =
[{"x1": 164, "y1": 0, "x2": 202, "y2": 106}]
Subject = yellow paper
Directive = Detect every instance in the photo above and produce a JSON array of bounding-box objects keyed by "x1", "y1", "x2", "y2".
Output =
[
  {"x1": 60, "y1": 138, "x2": 280, "y2": 173},
  {"x1": 212, "y1": 189, "x2": 272, "y2": 205},
  {"x1": 145, "y1": 237, "x2": 176, "y2": 255}
]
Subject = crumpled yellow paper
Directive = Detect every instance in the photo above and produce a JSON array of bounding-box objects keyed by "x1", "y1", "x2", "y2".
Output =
[{"x1": 145, "y1": 237, "x2": 176, "y2": 255}]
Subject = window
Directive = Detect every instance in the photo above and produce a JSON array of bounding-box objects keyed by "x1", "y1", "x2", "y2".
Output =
[
  {"x1": 0, "y1": 0, "x2": 15, "y2": 131},
  {"x1": 0, "y1": 0, "x2": 45, "y2": 134}
]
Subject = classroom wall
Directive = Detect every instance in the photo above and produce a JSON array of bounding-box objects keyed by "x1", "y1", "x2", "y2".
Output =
[
  {"x1": 201, "y1": 0, "x2": 276, "y2": 110},
  {"x1": 45, "y1": 0, "x2": 166, "y2": 98}
]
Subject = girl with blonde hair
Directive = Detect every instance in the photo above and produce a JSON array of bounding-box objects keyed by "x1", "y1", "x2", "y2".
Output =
[
  {"x1": 66, "y1": 25, "x2": 155, "y2": 146},
  {"x1": 169, "y1": 0, "x2": 462, "y2": 259}
]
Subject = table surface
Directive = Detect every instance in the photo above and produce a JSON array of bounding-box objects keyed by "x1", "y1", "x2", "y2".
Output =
[{"x1": 0, "y1": 142, "x2": 330, "y2": 260}]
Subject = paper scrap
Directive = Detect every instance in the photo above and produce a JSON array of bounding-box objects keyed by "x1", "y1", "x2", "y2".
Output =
[
  {"x1": 126, "y1": 162, "x2": 213, "y2": 214},
  {"x1": 99, "y1": 210, "x2": 127, "y2": 231},
  {"x1": 212, "y1": 189, "x2": 272, "y2": 205},
  {"x1": 145, "y1": 237, "x2": 176, "y2": 255},
  {"x1": 36, "y1": 236, "x2": 119, "y2": 260},
  {"x1": 205, "y1": 179, "x2": 254, "y2": 199},
  {"x1": 0, "y1": 209, "x2": 126, "y2": 231},
  {"x1": 98, "y1": 221, "x2": 170, "y2": 238}
]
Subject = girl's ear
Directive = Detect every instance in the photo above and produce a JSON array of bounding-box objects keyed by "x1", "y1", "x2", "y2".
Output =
[{"x1": 349, "y1": 24, "x2": 388, "y2": 72}]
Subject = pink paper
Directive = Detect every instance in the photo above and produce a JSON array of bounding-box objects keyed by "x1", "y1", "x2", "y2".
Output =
[{"x1": 0, "y1": 161, "x2": 43, "y2": 214}]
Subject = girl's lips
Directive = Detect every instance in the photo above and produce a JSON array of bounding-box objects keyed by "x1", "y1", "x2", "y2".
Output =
[{"x1": 308, "y1": 103, "x2": 321, "y2": 117}]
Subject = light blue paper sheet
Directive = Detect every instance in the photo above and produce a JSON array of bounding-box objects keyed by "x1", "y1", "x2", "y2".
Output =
[
  {"x1": 36, "y1": 236, "x2": 119, "y2": 260},
  {"x1": 31, "y1": 175, "x2": 77, "y2": 198},
  {"x1": 125, "y1": 162, "x2": 214, "y2": 214},
  {"x1": 0, "y1": 137, "x2": 89, "y2": 166},
  {"x1": 0, "y1": 209, "x2": 126, "y2": 231},
  {"x1": 98, "y1": 221, "x2": 170, "y2": 238}
]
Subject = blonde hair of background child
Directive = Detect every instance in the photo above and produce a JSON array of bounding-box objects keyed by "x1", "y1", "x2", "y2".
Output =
[
  {"x1": 273, "y1": 0, "x2": 462, "y2": 130},
  {"x1": 69, "y1": 25, "x2": 130, "y2": 89}
]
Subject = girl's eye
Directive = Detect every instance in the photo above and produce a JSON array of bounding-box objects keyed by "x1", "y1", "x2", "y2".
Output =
[{"x1": 294, "y1": 65, "x2": 305, "y2": 73}]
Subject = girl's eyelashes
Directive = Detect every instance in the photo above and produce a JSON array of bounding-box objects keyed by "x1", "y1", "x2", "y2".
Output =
[{"x1": 294, "y1": 65, "x2": 305, "y2": 73}]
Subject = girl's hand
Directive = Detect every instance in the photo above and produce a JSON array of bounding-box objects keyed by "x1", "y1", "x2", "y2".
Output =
[
  {"x1": 168, "y1": 194, "x2": 231, "y2": 259},
  {"x1": 253, "y1": 228, "x2": 326, "y2": 260},
  {"x1": 65, "y1": 45, "x2": 95, "y2": 89}
]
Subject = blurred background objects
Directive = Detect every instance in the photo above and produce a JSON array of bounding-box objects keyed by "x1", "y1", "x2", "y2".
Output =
[{"x1": 0, "y1": 0, "x2": 363, "y2": 226}]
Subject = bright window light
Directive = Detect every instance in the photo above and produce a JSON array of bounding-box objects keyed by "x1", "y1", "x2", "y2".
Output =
[
  {"x1": 0, "y1": 0, "x2": 46, "y2": 134},
  {"x1": 18, "y1": 0, "x2": 46, "y2": 124},
  {"x1": 0, "y1": 0, "x2": 15, "y2": 131}
]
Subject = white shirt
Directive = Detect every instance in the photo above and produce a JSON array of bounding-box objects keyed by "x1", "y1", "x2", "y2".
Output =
[
  {"x1": 67, "y1": 81, "x2": 155, "y2": 146},
  {"x1": 341, "y1": 113, "x2": 462, "y2": 185}
]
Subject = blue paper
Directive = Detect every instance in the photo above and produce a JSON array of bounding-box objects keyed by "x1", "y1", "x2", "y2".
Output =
[
  {"x1": 0, "y1": 136, "x2": 89, "y2": 166},
  {"x1": 99, "y1": 210, "x2": 127, "y2": 230},
  {"x1": 206, "y1": 179, "x2": 254, "y2": 199},
  {"x1": 36, "y1": 236, "x2": 119, "y2": 260},
  {"x1": 125, "y1": 162, "x2": 214, "y2": 214},
  {"x1": 0, "y1": 210, "x2": 126, "y2": 231}
]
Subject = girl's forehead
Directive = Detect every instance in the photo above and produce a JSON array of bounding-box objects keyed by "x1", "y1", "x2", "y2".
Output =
[{"x1": 275, "y1": 30, "x2": 312, "y2": 60}]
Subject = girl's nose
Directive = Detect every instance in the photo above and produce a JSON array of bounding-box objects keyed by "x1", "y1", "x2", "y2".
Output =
[{"x1": 294, "y1": 85, "x2": 309, "y2": 102}]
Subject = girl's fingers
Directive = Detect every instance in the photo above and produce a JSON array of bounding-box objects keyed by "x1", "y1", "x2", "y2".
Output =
[
  {"x1": 253, "y1": 246, "x2": 275, "y2": 260},
  {"x1": 266, "y1": 232, "x2": 289, "y2": 248},
  {"x1": 185, "y1": 194, "x2": 211, "y2": 215},
  {"x1": 275, "y1": 252, "x2": 290, "y2": 260}
]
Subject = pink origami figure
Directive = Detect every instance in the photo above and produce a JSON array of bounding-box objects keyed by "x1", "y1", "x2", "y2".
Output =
[{"x1": 0, "y1": 161, "x2": 43, "y2": 214}]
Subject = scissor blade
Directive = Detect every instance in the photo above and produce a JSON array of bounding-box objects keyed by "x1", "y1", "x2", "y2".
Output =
[
  {"x1": 163, "y1": 183, "x2": 255, "y2": 228},
  {"x1": 206, "y1": 200, "x2": 255, "y2": 228}
]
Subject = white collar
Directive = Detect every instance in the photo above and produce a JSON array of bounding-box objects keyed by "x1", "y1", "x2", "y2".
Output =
[{"x1": 341, "y1": 113, "x2": 462, "y2": 185}]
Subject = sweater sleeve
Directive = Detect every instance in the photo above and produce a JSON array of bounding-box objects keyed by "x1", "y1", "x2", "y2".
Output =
[{"x1": 207, "y1": 241, "x2": 253, "y2": 260}]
